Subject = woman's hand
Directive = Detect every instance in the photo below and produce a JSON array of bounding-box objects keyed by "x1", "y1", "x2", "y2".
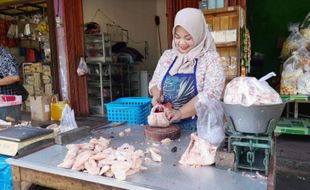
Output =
[
  {"x1": 152, "y1": 95, "x2": 164, "y2": 106},
  {"x1": 166, "y1": 109, "x2": 183, "y2": 122},
  {"x1": 150, "y1": 86, "x2": 163, "y2": 106}
]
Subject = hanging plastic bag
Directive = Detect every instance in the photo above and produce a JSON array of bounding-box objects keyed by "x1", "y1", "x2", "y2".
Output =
[
  {"x1": 300, "y1": 12, "x2": 310, "y2": 41},
  {"x1": 280, "y1": 24, "x2": 309, "y2": 59},
  {"x1": 224, "y1": 72, "x2": 282, "y2": 106},
  {"x1": 59, "y1": 104, "x2": 78, "y2": 133},
  {"x1": 77, "y1": 57, "x2": 89, "y2": 76},
  {"x1": 195, "y1": 95, "x2": 225, "y2": 145},
  {"x1": 7, "y1": 23, "x2": 18, "y2": 39}
]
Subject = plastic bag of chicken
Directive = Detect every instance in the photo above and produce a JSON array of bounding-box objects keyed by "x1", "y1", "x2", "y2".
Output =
[{"x1": 224, "y1": 72, "x2": 282, "y2": 106}]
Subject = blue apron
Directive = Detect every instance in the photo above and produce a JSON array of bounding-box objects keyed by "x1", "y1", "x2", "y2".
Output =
[{"x1": 161, "y1": 57, "x2": 198, "y2": 130}]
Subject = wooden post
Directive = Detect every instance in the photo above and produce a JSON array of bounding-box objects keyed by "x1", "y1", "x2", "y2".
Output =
[{"x1": 12, "y1": 166, "x2": 21, "y2": 190}]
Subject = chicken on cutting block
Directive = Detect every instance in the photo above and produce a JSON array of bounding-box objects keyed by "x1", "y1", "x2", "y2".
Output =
[
  {"x1": 179, "y1": 133, "x2": 217, "y2": 167},
  {"x1": 147, "y1": 104, "x2": 170, "y2": 127}
]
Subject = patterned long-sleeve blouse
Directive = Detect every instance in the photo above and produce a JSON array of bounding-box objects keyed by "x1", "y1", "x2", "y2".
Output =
[
  {"x1": 0, "y1": 47, "x2": 19, "y2": 95},
  {"x1": 149, "y1": 49, "x2": 225, "y2": 100}
]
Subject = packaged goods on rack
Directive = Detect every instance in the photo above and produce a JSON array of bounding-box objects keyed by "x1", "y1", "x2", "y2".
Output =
[
  {"x1": 300, "y1": 12, "x2": 310, "y2": 41},
  {"x1": 280, "y1": 47, "x2": 310, "y2": 95},
  {"x1": 280, "y1": 53, "x2": 304, "y2": 95},
  {"x1": 280, "y1": 24, "x2": 309, "y2": 60}
]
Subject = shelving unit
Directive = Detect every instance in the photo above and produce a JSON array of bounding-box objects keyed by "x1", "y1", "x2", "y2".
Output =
[
  {"x1": 87, "y1": 62, "x2": 129, "y2": 116},
  {"x1": 204, "y1": 6, "x2": 246, "y2": 80},
  {"x1": 127, "y1": 65, "x2": 140, "y2": 97},
  {"x1": 85, "y1": 32, "x2": 142, "y2": 116}
]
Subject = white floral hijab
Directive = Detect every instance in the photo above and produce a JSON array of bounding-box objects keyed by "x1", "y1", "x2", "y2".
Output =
[{"x1": 170, "y1": 8, "x2": 216, "y2": 75}]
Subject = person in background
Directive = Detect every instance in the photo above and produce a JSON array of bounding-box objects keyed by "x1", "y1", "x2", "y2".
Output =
[
  {"x1": 149, "y1": 8, "x2": 225, "y2": 130},
  {"x1": 0, "y1": 46, "x2": 20, "y2": 95}
]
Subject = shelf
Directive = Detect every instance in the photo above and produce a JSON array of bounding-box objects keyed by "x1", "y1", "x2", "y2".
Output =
[
  {"x1": 216, "y1": 42, "x2": 237, "y2": 47},
  {"x1": 203, "y1": 6, "x2": 241, "y2": 15}
]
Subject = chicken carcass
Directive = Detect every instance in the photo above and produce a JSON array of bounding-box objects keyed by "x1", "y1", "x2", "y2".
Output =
[
  {"x1": 147, "y1": 104, "x2": 170, "y2": 127},
  {"x1": 179, "y1": 133, "x2": 217, "y2": 167}
]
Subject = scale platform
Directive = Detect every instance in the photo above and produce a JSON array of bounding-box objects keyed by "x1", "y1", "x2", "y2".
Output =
[{"x1": 275, "y1": 119, "x2": 310, "y2": 135}]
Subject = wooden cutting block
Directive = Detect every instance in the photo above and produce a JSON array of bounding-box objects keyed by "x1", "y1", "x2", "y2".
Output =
[{"x1": 144, "y1": 125, "x2": 181, "y2": 141}]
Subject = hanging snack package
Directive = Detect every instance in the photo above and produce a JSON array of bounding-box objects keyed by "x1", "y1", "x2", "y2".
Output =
[
  {"x1": 280, "y1": 24, "x2": 309, "y2": 60},
  {"x1": 224, "y1": 72, "x2": 282, "y2": 106},
  {"x1": 300, "y1": 12, "x2": 310, "y2": 41},
  {"x1": 280, "y1": 53, "x2": 304, "y2": 95}
]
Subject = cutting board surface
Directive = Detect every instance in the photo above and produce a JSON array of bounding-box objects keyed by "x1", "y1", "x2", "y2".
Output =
[
  {"x1": 144, "y1": 125, "x2": 181, "y2": 141},
  {"x1": 0, "y1": 127, "x2": 53, "y2": 142}
]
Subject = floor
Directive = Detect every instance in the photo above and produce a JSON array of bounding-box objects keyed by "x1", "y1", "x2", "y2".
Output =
[{"x1": 275, "y1": 134, "x2": 310, "y2": 190}]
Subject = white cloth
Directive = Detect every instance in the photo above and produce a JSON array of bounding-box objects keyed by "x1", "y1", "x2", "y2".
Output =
[{"x1": 170, "y1": 8, "x2": 216, "y2": 76}]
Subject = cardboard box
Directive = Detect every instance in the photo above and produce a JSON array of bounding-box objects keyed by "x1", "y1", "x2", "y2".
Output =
[
  {"x1": 44, "y1": 84, "x2": 53, "y2": 95},
  {"x1": 30, "y1": 95, "x2": 51, "y2": 122}
]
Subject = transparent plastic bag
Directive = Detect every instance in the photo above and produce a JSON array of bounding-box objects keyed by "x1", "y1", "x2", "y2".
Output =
[
  {"x1": 195, "y1": 96, "x2": 225, "y2": 146},
  {"x1": 297, "y1": 72, "x2": 310, "y2": 95},
  {"x1": 299, "y1": 12, "x2": 310, "y2": 30},
  {"x1": 280, "y1": 24, "x2": 309, "y2": 59},
  {"x1": 281, "y1": 54, "x2": 304, "y2": 95},
  {"x1": 59, "y1": 104, "x2": 78, "y2": 133},
  {"x1": 295, "y1": 47, "x2": 310, "y2": 72},
  {"x1": 224, "y1": 72, "x2": 282, "y2": 106},
  {"x1": 77, "y1": 57, "x2": 89, "y2": 76}
]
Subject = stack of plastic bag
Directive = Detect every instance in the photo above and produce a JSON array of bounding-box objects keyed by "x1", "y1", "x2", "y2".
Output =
[
  {"x1": 224, "y1": 72, "x2": 282, "y2": 106},
  {"x1": 195, "y1": 95, "x2": 225, "y2": 145},
  {"x1": 59, "y1": 104, "x2": 78, "y2": 133}
]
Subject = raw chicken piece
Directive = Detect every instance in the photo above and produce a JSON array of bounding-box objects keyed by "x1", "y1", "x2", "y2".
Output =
[
  {"x1": 124, "y1": 128, "x2": 131, "y2": 133},
  {"x1": 72, "y1": 150, "x2": 93, "y2": 170},
  {"x1": 99, "y1": 165, "x2": 110, "y2": 175},
  {"x1": 161, "y1": 138, "x2": 172, "y2": 145},
  {"x1": 148, "y1": 147, "x2": 162, "y2": 162},
  {"x1": 84, "y1": 159, "x2": 100, "y2": 175},
  {"x1": 147, "y1": 104, "x2": 170, "y2": 127},
  {"x1": 179, "y1": 133, "x2": 217, "y2": 167},
  {"x1": 111, "y1": 160, "x2": 132, "y2": 180},
  {"x1": 119, "y1": 131, "x2": 125, "y2": 137},
  {"x1": 57, "y1": 144, "x2": 80, "y2": 168}
]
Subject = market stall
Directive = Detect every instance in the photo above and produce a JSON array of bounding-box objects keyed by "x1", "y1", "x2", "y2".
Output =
[{"x1": 7, "y1": 124, "x2": 267, "y2": 190}]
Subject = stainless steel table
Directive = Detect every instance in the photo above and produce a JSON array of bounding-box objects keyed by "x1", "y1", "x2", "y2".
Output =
[{"x1": 8, "y1": 124, "x2": 267, "y2": 190}]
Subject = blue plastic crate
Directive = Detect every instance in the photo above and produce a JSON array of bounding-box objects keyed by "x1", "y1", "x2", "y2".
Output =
[
  {"x1": 105, "y1": 97, "x2": 151, "y2": 124},
  {"x1": 0, "y1": 155, "x2": 12, "y2": 190}
]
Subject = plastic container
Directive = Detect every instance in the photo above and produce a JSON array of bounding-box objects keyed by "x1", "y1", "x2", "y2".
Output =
[
  {"x1": 0, "y1": 155, "x2": 12, "y2": 190},
  {"x1": 106, "y1": 97, "x2": 151, "y2": 124},
  {"x1": 222, "y1": 102, "x2": 286, "y2": 134}
]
